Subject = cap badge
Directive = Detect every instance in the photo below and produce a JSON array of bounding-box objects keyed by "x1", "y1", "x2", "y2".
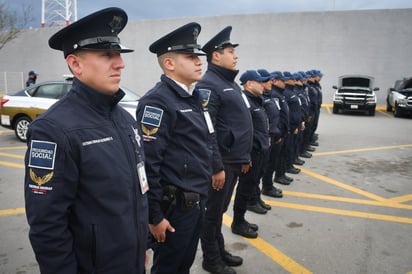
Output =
[
  {"x1": 193, "y1": 27, "x2": 199, "y2": 41},
  {"x1": 109, "y1": 15, "x2": 123, "y2": 34}
]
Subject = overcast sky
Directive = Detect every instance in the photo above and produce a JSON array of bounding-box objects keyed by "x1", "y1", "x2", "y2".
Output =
[{"x1": 5, "y1": 0, "x2": 412, "y2": 28}]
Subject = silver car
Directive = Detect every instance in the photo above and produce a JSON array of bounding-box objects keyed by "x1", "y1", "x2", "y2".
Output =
[{"x1": 386, "y1": 77, "x2": 412, "y2": 117}]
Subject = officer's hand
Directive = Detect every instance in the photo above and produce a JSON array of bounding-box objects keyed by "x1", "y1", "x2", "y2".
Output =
[
  {"x1": 293, "y1": 128, "x2": 298, "y2": 135},
  {"x1": 149, "y1": 219, "x2": 175, "y2": 243},
  {"x1": 275, "y1": 138, "x2": 282, "y2": 144},
  {"x1": 241, "y1": 162, "x2": 251, "y2": 174},
  {"x1": 212, "y1": 170, "x2": 225, "y2": 191}
]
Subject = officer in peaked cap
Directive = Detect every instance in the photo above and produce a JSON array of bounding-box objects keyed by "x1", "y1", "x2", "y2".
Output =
[
  {"x1": 149, "y1": 22, "x2": 205, "y2": 56},
  {"x1": 202, "y1": 26, "x2": 238, "y2": 60},
  {"x1": 49, "y1": 7, "x2": 133, "y2": 58},
  {"x1": 24, "y1": 7, "x2": 149, "y2": 274},
  {"x1": 197, "y1": 25, "x2": 253, "y2": 274},
  {"x1": 136, "y1": 22, "x2": 214, "y2": 274}
]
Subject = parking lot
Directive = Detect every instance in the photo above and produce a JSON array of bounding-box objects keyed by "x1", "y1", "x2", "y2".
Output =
[{"x1": 1, "y1": 107, "x2": 412, "y2": 274}]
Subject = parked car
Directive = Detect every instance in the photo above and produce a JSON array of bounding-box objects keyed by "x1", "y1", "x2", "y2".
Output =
[
  {"x1": 386, "y1": 77, "x2": 412, "y2": 117},
  {"x1": 332, "y1": 74, "x2": 379, "y2": 116},
  {"x1": 0, "y1": 79, "x2": 140, "y2": 142}
]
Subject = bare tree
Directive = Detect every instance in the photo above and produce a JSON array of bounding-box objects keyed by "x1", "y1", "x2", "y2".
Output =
[{"x1": 0, "y1": 2, "x2": 33, "y2": 51}]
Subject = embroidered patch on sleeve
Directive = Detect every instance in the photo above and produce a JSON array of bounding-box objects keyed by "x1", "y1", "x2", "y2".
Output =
[
  {"x1": 141, "y1": 106, "x2": 163, "y2": 127},
  {"x1": 28, "y1": 140, "x2": 57, "y2": 170}
]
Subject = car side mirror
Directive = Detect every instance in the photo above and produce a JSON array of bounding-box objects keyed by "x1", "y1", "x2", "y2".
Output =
[
  {"x1": 373, "y1": 87, "x2": 379, "y2": 91},
  {"x1": 389, "y1": 87, "x2": 395, "y2": 91},
  {"x1": 332, "y1": 85, "x2": 338, "y2": 89}
]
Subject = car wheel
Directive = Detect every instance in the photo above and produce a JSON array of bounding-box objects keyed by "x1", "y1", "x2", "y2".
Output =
[
  {"x1": 14, "y1": 116, "x2": 31, "y2": 142},
  {"x1": 368, "y1": 108, "x2": 375, "y2": 116},
  {"x1": 394, "y1": 103, "x2": 401, "y2": 117},
  {"x1": 332, "y1": 105, "x2": 339, "y2": 114}
]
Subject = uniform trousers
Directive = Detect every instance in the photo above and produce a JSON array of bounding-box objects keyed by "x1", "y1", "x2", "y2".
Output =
[
  {"x1": 201, "y1": 164, "x2": 241, "y2": 264},
  {"x1": 151, "y1": 200, "x2": 204, "y2": 274},
  {"x1": 275, "y1": 133, "x2": 290, "y2": 179},
  {"x1": 262, "y1": 139, "x2": 283, "y2": 190},
  {"x1": 233, "y1": 149, "x2": 268, "y2": 223}
]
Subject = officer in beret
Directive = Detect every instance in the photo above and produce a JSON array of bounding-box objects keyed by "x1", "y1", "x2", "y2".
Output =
[
  {"x1": 257, "y1": 69, "x2": 284, "y2": 199},
  {"x1": 283, "y1": 71, "x2": 302, "y2": 175},
  {"x1": 135, "y1": 22, "x2": 213, "y2": 274},
  {"x1": 26, "y1": 70, "x2": 37, "y2": 87},
  {"x1": 232, "y1": 70, "x2": 271, "y2": 239},
  {"x1": 267, "y1": 71, "x2": 294, "y2": 186},
  {"x1": 197, "y1": 26, "x2": 253, "y2": 274},
  {"x1": 24, "y1": 7, "x2": 148, "y2": 274}
]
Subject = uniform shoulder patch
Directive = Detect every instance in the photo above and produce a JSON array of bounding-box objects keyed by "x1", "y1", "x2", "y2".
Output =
[
  {"x1": 28, "y1": 140, "x2": 57, "y2": 170},
  {"x1": 141, "y1": 105, "x2": 163, "y2": 127}
]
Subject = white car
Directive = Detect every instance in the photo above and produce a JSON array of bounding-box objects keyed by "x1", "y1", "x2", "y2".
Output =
[{"x1": 0, "y1": 79, "x2": 140, "y2": 142}]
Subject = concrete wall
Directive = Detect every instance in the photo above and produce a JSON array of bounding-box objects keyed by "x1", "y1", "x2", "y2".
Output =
[{"x1": 1, "y1": 8, "x2": 412, "y2": 105}]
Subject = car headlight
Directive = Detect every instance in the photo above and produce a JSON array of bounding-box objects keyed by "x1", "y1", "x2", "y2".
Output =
[
  {"x1": 333, "y1": 95, "x2": 343, "y2": 102},
  {"x1": 366, "y1": 95, "x2": 376, "y2": 104},
  {"x1": 398, "y1": 98, "x2": 408, "y2": 106}
]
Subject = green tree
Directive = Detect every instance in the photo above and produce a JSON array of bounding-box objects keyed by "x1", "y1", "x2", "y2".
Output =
[{"x1": 0, "y1": 2, "x2": 32, "y2": 51}]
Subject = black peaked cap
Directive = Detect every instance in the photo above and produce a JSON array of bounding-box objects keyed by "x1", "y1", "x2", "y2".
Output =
[
  {"x1": 49, "y1": 7, "x2": 133, "y2": 57},
  {"x1": 202, "y1": 26, "x2": 238, "y2": 54}
]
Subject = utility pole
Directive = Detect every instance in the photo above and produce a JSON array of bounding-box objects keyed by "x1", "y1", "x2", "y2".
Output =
[{"x1": 41, "y1": 0, "x2": 77, "y2": 28}]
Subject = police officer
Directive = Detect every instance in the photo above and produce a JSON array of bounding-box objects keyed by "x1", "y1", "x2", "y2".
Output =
[
  {"x1": 306, "y1": 70, "x2": 321, "y2": 147},
  {"x1": 258, "y1": 69, "x2": 284, "y2": 198},
  {"x1": 232, "y1": 70, "x2": 271, "y2": 239},
  {"x1": 136, "y1": 22, "x2": 213, "y2": 274},
  {"x1": 197, "y1": 26, "x2": 253, "y2": 274},
  {"x1": 270, "y1": 71, "x2": 294, "y2": 186},
  {"x1": 24, "y1": 7, "x2": 148, "y2": 273},
  {"x1": 283, "y1": 71, "x2": 302, "y2": 175}
]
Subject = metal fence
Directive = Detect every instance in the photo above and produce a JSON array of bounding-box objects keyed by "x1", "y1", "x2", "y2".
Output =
[{"x1": 0, "y1": 72, "x2": 24, "y2": 95}]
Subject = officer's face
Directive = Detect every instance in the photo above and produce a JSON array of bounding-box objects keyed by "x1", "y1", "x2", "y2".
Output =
[
  {"x1": 67, "y1": 50, "x2": 125, "y2": 94},
  {"x1": 247, "y1": 80, "x2": 264, "y2": 95},
  {"x1": 163, "y1": 53, "x2": 203, "y2": 87},
  {"x1": 215, "y1": 46, "x2": 238, "y2": 70},
  {"x1": 262, "y1": 80, "x2": 272, "y2": 91},
  {"x1": 273, "y1": 79, "x2": 285, "y2": 89}
]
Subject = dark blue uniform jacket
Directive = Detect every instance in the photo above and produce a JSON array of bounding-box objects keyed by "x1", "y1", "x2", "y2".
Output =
[
  {"x1": 284, "y1": 84, "x2": 302, "y2": 130},
  {"x1": 197, "y1": 63, "x2": 253, "y2": 172},
  {"x1": 24, "y1": 78, "x2": 148, "y2": 274},
  {"x1": 243, "y1": 91, "x2": 270, "y2": 153},
  {"x1": 136, "y1": 75, "x2": 213, "y2": 225},
  {"x1": 263, "y1": 91, "x2": 281, "y2": 140},
  {"x1": 271, "y1": 86, "x2": 290, "y2": 137}
]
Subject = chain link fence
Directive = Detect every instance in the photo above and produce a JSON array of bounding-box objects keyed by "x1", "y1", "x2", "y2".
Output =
[{"x1": 0, "y1": 72, "x2": 24, "y2": 95}]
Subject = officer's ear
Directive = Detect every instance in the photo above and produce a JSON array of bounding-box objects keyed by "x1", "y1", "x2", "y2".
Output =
[
  {"x1": 66, "y1": 53, "x2": 83, "y2": 77},
  {"x1": 160, "y1": 52, "x2": 177, "y2": 72}
]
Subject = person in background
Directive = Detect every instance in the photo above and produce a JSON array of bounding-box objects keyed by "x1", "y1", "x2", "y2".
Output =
[
  {"x1": 26, "y1": 70, "x2": 37, "y2": 86},
  {"x1": 24, "y1": 7, "x2": 149, "y2": 273}
]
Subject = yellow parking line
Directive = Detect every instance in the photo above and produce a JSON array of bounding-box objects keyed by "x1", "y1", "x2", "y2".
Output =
[
  {"x1": 0, "y1": 152, "x2": 24, "y2": 159},
  {"x1": 0, "y1": 146, "x2": 26, "y2": 150},
  {"x1": 264, "y1": 200, "x2": 412, "y2": 224},
  {"x1": 387, "y1": 194, "x2": 412, "y2": 203},
  {"x1": 378, "y1": 110, "x2": 394, "y2": 118},
  {"x1": 300, "y1": 168, "x2": 388, "y2": 202},
  {"x1": 284, "y1": 191, "x2": 412, "y2": 210},
  {"x1": 0, "y1": 207, "x2": 25, "y2": 216},
  {"x1": 313, "y1": 144, "x2": 412, "y2": 157},
  {"x1": 222, "y1": 214, "x2": 313, "y2": 274},
  {"x1": 0, "y1": 161, "x2": 24, "y2": 168}
]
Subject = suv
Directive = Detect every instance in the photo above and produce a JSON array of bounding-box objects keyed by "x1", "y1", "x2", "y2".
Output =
[
  {"x1": 386, "y1": 77, "x2": 412, "y2": 117},
  {"x1": 332, "y1": 74, "x2": 379, "y2": 116}
]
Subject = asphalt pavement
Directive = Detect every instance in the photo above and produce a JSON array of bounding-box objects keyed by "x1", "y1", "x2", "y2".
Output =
[{"x1": 1, "y1": 107, "x2": 412, "y2": 274}]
